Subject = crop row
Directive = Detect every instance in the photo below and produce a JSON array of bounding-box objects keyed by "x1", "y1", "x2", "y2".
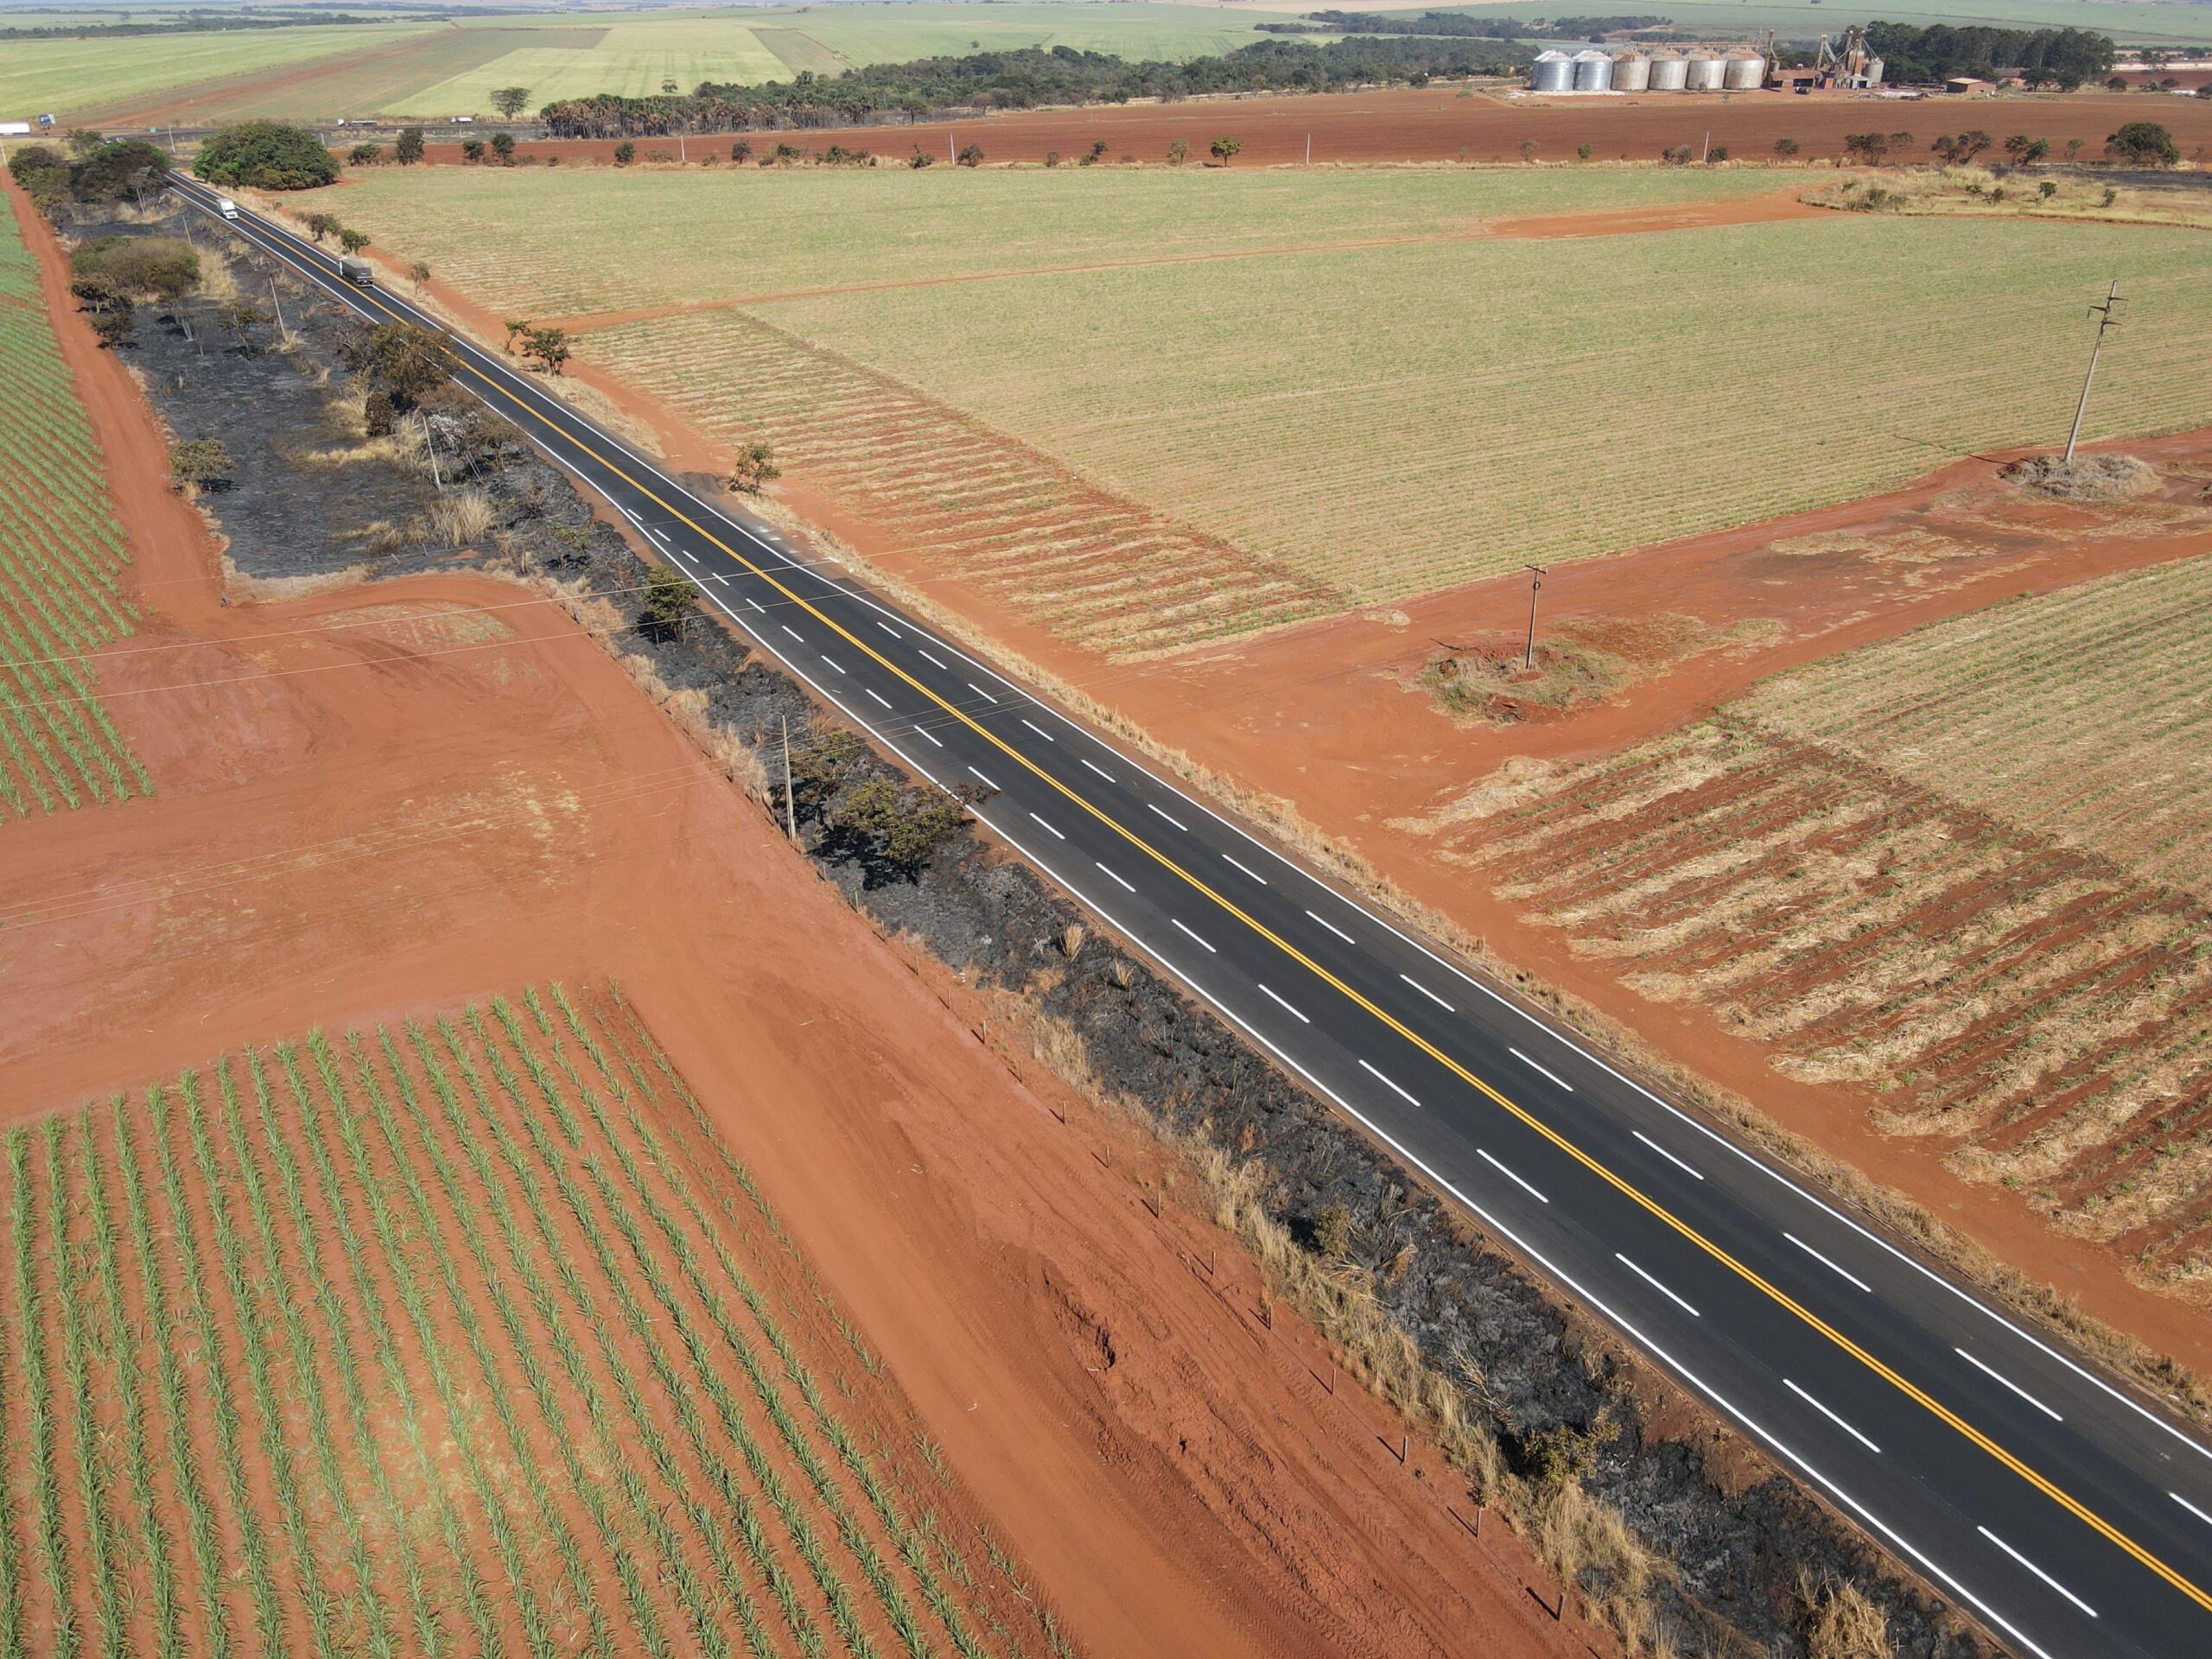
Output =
[
  {"x1": 0, "y1": 189, "x2": 152, "y2": 821},
  {"x1": 0, "y1": 986, "x2": 1062, "y2": 1656}
]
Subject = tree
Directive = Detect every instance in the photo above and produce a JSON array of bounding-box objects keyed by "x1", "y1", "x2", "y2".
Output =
[
  {"x1": 522, "y1": 325, "x2": 571, "y2": 374},
  {"x1": 1773, "y1": 137, "x2": 1801, "y2": 157},
  {"x1": 502, "y1": 317, "x2": 532, "y2": 353},
  {"x1": 1167, "y1": 137, "x2": 1189, "y2": 165},
  {"x1": 613, "y1": 141, "x2": 636, "y2": 165},
  {"x1": 339, "y1": 321, "x2": 449, "y2": 407},
  {"x1": 2065, "y1": 137, "x2": 2085, "y2": 161},
  {"x1": 1576, "y1": 142, "x2": 1592, "y2": 161},
  {"x1": 490, "y1": 130, "x2": 515, "y2": 162},
  {"x1": 196, "y1": 121, "x2": 338, "y2": 189},
  {"x1": 348, "y1": 142, "x2": 383, "y2": 165},
  {"x1": 1934, "y1": 129, "x2": 1992, "y2": 163},
  {"x1": 1211, "y1": 135, "x2": 1243, "y2": 166},
  {"x1": 339, "y1": 227, "x2": 372, "y2": 256},
  {"x1": 726, "y1": 441, "x2": 779, "y2": 495},
  {"x1": 957, "y1": 142, "x2": 984, "y2": 167},
  {"x1": 730, "y1": 138, "x2": 753, "y2": 162},
  {"x1": 168, "y1": 438, "x2": 233, "y2": 493},
  {"x1": 66, "y1": 127, "x2": 105, "y2": 159},
  {"x1": 492, "y1": 86, "x2": 531, "y2": 119},
  {"x1": 2003, "y1": 134, "x2": 2049, "y2": 163},
  {"x1": 2107, "y1": 121, "x2": 2179, "y2": 165},
  {"x1": 823, "y1": 777, "x2": 977, "y2": 881},
  {"x1": 638, "y1": 565, "x2": 695, "y2": 641},
  {"x1": 1518, "y1": 137, "x2": 1537, "y2": 162},
  {"x1": 1843, "y1": 131, "x2": 1891, "y2": 163},
  {"x1": 69, "y1": 272, "x2": 134, "y2": 346},
  {"x1": 409, "y1": 260, "x2": 431, "y2": 292},
  {"x1": 395, "y1": 126, "x2": 425, "y2": 165},
  {"x1": 68, "y1": 137, "x2": 169, "y2": 203},
  {"x1": 304, "y1": 212, "x2": 339, "y2": 244},
  {"x1": 461, "y1": 137, "x2": 486, "y2": 163}
]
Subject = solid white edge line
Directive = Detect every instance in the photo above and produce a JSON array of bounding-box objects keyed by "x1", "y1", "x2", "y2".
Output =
[
  {"x1": 1509, "y1": 1047, "x2": 1574, "y2": 1094},
  {"x1": 1615, "y1": 1253, "x2": 1700, "y2": 1319},
  {"x1": 2172, "y1": 1491, "x2": 2212, "y2": 1531},
  {"x1": 1148, "y1": 802, "x2": 1188, "y2": 832},
  {"x1": 1786, "y1": 1378, "x2": 1881, "y2": 1454},
  {"x1": 1977, "y1": 1527, "x2": 2097, "y2": 1619},
  {"x1": 1095, "y1": 861, "x2": 1135, "y2": 893},
  {"x1": 1258, "y1": 982, "x2": 1310, "y2": 1024},
  {"x1": 865, "y1": 687, "x2": 891, "y2": 709},
  {"x1": 1956, "y1": 1349, "x2": 2063, "y2": 1422},
  {"x1": 192, "y1": 200, "x2": 2204, "y2": 1617},
  {"x1": 1306, "y1": 908, "x2": 1355, "y2": 944},
  {"x1": 1020, "y1": 718, "x2": 1054, "y2": 741},
  {"x1": 1223, "y1": 854, "x2": 1268, "y2": 885},
  {"x1": 1786, "y1": 1232, "x2": 1872, "y2": 1294},
  {"x1": 1081, "y1": 757, "x2": 1116, "y2": 783},
  {"x1": 914, "y1": 725, "x2": 944, "y2": 748},
  {"x1": 1400, "y1": 972, "x2": 1453, "y2": 1011},
  {"x1": 1634, "y1": 1130, "x2": 1705, "y2": 1182},
  {"x1": 1358, "y1": 1059, "x2": 1420, "y2": 1108},
  {"x1": 1027, "y1": 811, "x2": 1065, "y2": 841},
  {"x1": 1478, "y1": 1147, "x2": 1548, "y2": 1205},
  {"x1": 1171, "y1": 918, "x2": 1217, "y2": 954}
]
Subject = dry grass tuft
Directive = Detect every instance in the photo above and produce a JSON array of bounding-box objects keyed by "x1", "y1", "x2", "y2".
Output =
[
  {"x1": 2000, "y1": 452, "x2": 2161, "y2": 502},
  {"x1": 1799, "y1": 1568, "x2": 1896, "y2": 1659},
  {"x1": 428, "y1": 488, "x2": 495, "y2": 548}
]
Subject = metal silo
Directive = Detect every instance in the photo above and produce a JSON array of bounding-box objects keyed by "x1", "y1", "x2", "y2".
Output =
[
  {"x1": 1863, "y1": 56, "x2": 1885, "y2": 86},
  {"x1": 1573, "y1": 48, "x2": 1615, "y2": 92},
  {"x1": 1723, "y1": 52, "x2": 1767, "y2": 90},
  {"x1": 1646, "y1": 50, "x2": 1688, "y2": 91},
  {"x1": 1530, "y1": 49, "x2": 1575, "y2": 92},
  {"x1": 1612, "y1": 53, "x2": 1651, "y2": 92},
  {"x1": 1685, "y1": 51, "x2": 1726, "y2": 92}
]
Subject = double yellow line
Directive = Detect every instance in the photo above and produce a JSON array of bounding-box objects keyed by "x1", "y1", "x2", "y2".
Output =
[{"x1": 210, "y1": 180, "x2": 2212, "y2": 1621}]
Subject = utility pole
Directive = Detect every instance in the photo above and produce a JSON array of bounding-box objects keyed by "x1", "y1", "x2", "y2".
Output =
[
  {"x1": 1305, "y1": 132, "x2": 1312, "y2": 165},
  {"x1": 1523, "y1": 564, "x2": 1547, "y2": 670},
  {"x1": 421, "y1": 412, "x2": 443, "y2": 490},
  {"x1": 269, "y1": 276, "x2": 287, "y2": 335},
  {"x1": 1700, "y1": 129, "x2": 1711, "y2": 163},
  {"x1": 678, "y1": 131, "x2": 686, "y2": 162},
  {"x1": 781, "y1": 715, "x2": 798, "y2": 839},
  {"x1": 2063, "y1": 279, "x2": 2122, "y2": 464}
]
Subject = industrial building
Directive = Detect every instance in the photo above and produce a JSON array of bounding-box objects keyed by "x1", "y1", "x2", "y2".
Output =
[{"x1": 1525, "y1": 29, "x2": 1885, "y2": 95}]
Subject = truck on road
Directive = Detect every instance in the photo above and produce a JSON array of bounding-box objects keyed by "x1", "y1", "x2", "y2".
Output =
[
  {"x1": 339, "y1": 256, "x2": 376, "y2": 286},
  {"x1": 217, "y1": 196, "x2": 238, "y2": 219}
]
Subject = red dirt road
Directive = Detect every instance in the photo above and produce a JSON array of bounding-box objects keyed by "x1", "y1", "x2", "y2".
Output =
[
  {"x1": 0, "y1": 173, "x2": 1586, "y2": 1659},
  {"x1": 393, "y1": 86, "x2": 2212, "y2": 168}
]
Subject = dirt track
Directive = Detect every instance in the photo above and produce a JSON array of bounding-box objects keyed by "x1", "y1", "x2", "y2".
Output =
[
  {"x1": 0, "y1": 173, "x2": 1587, "y2": 1659},
  {"x1": 391, "y1": 86, "x2": 2212, "y2": 168}
]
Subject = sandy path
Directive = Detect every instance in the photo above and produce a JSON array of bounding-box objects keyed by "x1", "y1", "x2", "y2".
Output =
[{"x1": 0, "y1": 172, "x2": 1588, "y2": 1659}]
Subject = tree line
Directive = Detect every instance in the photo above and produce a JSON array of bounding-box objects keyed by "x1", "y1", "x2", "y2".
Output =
[
  {"x1": 1862, "y1": 23, "x2": 2115, "y2": 88},
  {"x1": 537, "y1": 37, "x2": 1529, "y2": 139},
  {"x1": 1262, "y1": 12, "x2": 1667, "y2": 39}
]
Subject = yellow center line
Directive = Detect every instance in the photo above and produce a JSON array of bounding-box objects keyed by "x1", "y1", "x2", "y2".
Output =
[{"x1": 236, "y1": 188, "x2": 2211, "y2": 1616}]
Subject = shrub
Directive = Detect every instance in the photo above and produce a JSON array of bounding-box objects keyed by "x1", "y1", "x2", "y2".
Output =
[
  {"x1": 726, "y1": 440, "x2": 779, "y2": 494},
  {"x1": 730, "y1": 137, "x2": 752, "y2": 162},
  {"x1": 638, "y1": 565, "x2": 695, "y2": 641},
  {"x1": 1045, "y1": 149, "x2": 1061, "y2": 167},
  {"x1": 168, "y1": 438, "x2": 233, "y2": 493},
  {"x1": 72, "y1": 236, "x2": 199, "y2": 301},
  {"x1": 1774, "y1": 137, "x2": 1801, "y2": 156},
  {"x1": 461, "y1": 138, "x2": 485, "y2": 162},
  {"x1": 194, "y1": 121, "x2": 336, "y2": 189},
  {"x1": 347, "y1": 142, "x2": 382, "y2": 165},
  {"x1": 613, "y1": 141, "x2": 635, "y2": 165},
  {"x1": 1707, "y1": 145, "x2": 1729, "y2": 163},
  {"x1": 957, "y1": 142, "x2": 984, "y2": 167},
  {"x1": 490, "y1": 130, "x2": 515, "y2": 162}
]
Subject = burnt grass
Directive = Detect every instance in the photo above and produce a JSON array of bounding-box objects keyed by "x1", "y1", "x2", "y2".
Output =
[{"x1": 101, "y1": 193, "x2": 1985, "y2": 1659}]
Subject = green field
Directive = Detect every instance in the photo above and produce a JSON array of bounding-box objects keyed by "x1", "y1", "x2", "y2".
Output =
[
  {"x1": 0, "y1": 22, "x2": 436, "y2": 123},
  {"x1": 308, "y1": 164, "x2": 2212, "y2": 650},
  {"x1": 0, "y1": 188, "x2": 151, "y2": 818},
  {"x1": 21, "y1": 2, "x2": 1300, "y2": 123}
]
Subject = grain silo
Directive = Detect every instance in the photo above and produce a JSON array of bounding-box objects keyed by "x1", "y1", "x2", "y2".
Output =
[
  {"x1": 1646, "y1": 50, "x2": 1688, "y2": 91},
  {"x1": 1572, "y1": 48, "x2": 1615, "y2": 92},
  {"x1": 1684, "y1": 50, "x2": 1726, "y2": 92},
  {"x1": 1723, "y1": 51, "x2": 1767, "y2": 90},
  {"x1": 1612, "y1": 52, "x2": 1651, "y2": 92},
  {"x1": 1530, "y1": 49, "x2": 1575, "y2": 92}
]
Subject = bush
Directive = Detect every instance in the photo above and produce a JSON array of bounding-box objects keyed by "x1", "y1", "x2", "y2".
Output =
[
  {"x1": 347, "y1": 142, "x2": 382, "y2": 165},
  {"x1": 490, "y1": 130, "x2": 516, "y2": 162},
  {"x1": 395, "y1": 126, "x2": 425, "y2": 165},
  {"x1": 2106, "y1": 120, "x2": 2179, "y2": 166},
  {"x1": 72, "y1": 235, "x2": 200, "y2": 301},
  {"x1": 194, "y1": 121, "x2": 336, "y2": 189},
  {"x1": 639, "y1": 565, "x2": 695, "y2": 641},
  {"x1": 461, "y1": 137, "x2": 485, "y2": 162},
  {"x1": 957, "y1": 142, "x2": 984, "y2": 167},
  {"x1": 1774, "y1": 137, "x2": 1800, "y2": 156},
  {"x1": 168, "y1": 438, "x2": 233, "y2": 493},
  {"x1": 613, "y1": 140, "x2": 635, "y2": 165}
]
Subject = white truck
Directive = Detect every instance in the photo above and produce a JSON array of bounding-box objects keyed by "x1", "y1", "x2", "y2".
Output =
[{"x1": 217, "y1": 197, "x2": 238, "y2": 220}]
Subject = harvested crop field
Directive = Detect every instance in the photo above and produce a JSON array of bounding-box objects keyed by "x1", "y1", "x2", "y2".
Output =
[
  {"x1": 3, "y1": 21, "x2": 436, "y2": 124},
  {"x1": 0, "y1": 188, "x2": 150, "y2": 822},
  {"x1": 1440, "y1": 546, "x2": 2212, "y2": 1297},
  {"x1": 308, "y1": 163, "x2": 2212, "y2": 656},
  {"x1": 0, "y1": 984, "x2": 1059, "y2": 1659}
]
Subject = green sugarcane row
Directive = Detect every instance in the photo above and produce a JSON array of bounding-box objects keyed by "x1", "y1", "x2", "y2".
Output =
[{"x1": 11, "y1": 1126, "x2": 80, "y2": 1659}]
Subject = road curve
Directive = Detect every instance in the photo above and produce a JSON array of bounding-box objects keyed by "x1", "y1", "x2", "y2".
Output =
[{"x1": 170, "y1": 173, "x2": 2212, "y2": 1659}]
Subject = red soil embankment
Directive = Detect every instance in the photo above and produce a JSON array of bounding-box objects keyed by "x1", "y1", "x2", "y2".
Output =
[
  {"x1": 0, "y1": 170, "x2": 1586, "y2": 1659},
  {"x1": 397, "y1": 86, "x2": 2212, "y2": 168}
]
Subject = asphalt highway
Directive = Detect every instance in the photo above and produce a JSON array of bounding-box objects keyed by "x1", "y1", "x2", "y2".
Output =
[{"x1": 172, "y1": 173, "x2": 2212, "y2": 1658}]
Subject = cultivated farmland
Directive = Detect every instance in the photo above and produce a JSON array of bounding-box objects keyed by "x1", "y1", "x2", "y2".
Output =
[
  {"x1": 0, "y1": 189, "x2": 150, "y2": 821},
  {"x1": 315, "y1": 164, "x2": 2212, "y2": 657},
  {"x1": 0, "y1": 982, "x2": 1064, "y2": 1659},
  {"x1": 3, "y1": 22, "x2": 438, "y2": 123},
  {"x1": 1444, "y1": 541, "x2": 2212, "y2": 1293}
]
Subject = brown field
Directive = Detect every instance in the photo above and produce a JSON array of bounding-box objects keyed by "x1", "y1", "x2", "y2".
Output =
[
  {"x1": 391, "y1": 85, "x2": 2212, "y2": 169},
  {"x1": 0, "y1": 171, "x2": 1579, "y2": 1659}
]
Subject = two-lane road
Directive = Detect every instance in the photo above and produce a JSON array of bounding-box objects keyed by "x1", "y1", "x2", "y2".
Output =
[{"x1": 174, "y1": 174, "x2": 2212, "y2": 1657}]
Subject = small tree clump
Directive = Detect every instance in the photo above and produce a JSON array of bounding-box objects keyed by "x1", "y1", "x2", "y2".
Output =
[
  {"x1": 195, "y1": 121, "x2": 337, "y2": 189},
  {"x1": 613, "y1": 141, "x2": 636, "y2": 165},
  {"x1": 490, "y1": 130, "x2": 516, "y2": 162},
  {"x1": 395, "y1": 127, "x2": 426, "y2": 166},
  {"x1": 521, "y1": 325, "x2": 571, "y2": 374},
  {"x1": 638, "y1": 565, "x2": 695, "y2": 641},
  {"x1": 168, "y1": 438, "x2": 233, "y2": 493},
  {"x1": 726, "y1": 440, "x2": 779, "y2": 495}
]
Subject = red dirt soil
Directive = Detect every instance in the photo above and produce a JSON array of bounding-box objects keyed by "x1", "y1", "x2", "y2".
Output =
[
  {"x1": 384, "y1": 86, "x2": 2212, "y2": 168},
  {"x1": 0, "y1": 173, "x2": 1591, "y2": 1659}
]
